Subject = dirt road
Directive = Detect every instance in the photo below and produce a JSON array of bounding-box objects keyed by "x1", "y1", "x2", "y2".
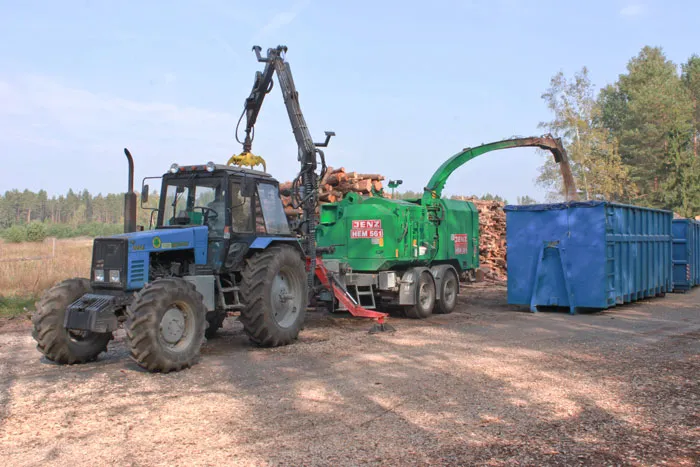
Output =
[{"x1": 1, "y1": 284, "x2": 699, "y2": 466}]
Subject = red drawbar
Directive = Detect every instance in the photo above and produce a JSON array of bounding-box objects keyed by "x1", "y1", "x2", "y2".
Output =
[{"x1": 312, "y1": 257, "x2": 389, "y2": 324}]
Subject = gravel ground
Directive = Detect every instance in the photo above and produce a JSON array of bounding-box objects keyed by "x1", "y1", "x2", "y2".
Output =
[{"x1": 0, "y1": 284, "x2": 698, "y2": 466}]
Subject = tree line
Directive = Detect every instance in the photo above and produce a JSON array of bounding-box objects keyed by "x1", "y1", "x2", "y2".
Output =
[
  {"x1": 0, "y1": 188, "x2": 127, "y2": 227},
  {"x1": 537, "y1": 46, "x2": 700, "y2": 218},
  {"x1": 0, "y1": 188, "x2": 161, "y2": 242}
]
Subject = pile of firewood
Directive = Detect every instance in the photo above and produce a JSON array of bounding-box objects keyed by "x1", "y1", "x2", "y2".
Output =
[
  {"x1": 279, "y1": 167, "x2": 384, "y2": 219},
  {"x1": 473, "y1": 200, "x2": 507, "y2": 282},
  {"x1": 447, "y1": 197, "x2": 508, "y2": 282}
]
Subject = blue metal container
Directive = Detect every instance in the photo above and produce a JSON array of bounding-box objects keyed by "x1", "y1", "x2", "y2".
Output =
[
  {"x1": 672, "y1": 218, "x2": 700, "y2": 291},
  {"x1": 504, "y1": 201, "x2": 673, "y2": 314}
]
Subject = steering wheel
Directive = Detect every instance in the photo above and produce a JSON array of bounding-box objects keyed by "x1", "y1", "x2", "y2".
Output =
[{"x1": 194, "y1": 206, "x2": 219, "y2": 223}]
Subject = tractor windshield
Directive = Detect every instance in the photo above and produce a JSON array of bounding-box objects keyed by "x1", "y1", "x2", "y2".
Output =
[{"x1": 161, "y1": 176, "x2": 226, "y2": 236}]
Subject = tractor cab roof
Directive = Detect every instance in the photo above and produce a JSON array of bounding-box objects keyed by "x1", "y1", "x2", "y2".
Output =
[{"x1": 164, "y1": 162, "x2": 276, "y2": 181}]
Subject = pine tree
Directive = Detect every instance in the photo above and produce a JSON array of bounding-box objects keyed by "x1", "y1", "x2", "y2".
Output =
[{"x1": 600, "y1": 46, "x2": 694, "y2": 210}]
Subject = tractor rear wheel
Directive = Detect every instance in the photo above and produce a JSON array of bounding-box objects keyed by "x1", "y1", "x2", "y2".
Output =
[
  {"x1": 434, "y1": 268, "x2": 459, "y2": 314},
  {"x1": 403, "y1": 271, "x2": 436, "y2": 319},
  {"x1": 32, "y1": 278, "x2": 112, "y2": 364},
  {"x1": 125, "y1": 278, "x2": 207, "y2": 373},
  {"x1": 240, "y1": 245, "x2": 308, "y2": 347}
]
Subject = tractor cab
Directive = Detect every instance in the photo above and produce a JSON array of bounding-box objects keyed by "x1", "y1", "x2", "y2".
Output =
[{"x1": 142, "y1": 162, "x2": 293, "y2": 272}]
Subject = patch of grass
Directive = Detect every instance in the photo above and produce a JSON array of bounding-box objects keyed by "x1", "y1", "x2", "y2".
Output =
[
  {"x1": 0, "y1": 296, "x2": 36, "y2": 319},
  {"x1": 0, "y1": 238, "x2": 93, "y2": 296}
]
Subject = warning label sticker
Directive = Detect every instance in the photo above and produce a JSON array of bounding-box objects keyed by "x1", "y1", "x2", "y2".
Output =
[
  {"x1": 452, "y1": 233, "x2": 468, "y2": 255},
  {"x1": 350, "y1": 220, "x2": 383, "y2": 239}
]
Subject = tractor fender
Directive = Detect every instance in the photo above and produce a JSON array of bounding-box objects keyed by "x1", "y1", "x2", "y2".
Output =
[
  {"x1": 398, "y1": 267, "x2": 433, "y2": 305},
  {"x1": 248, "y1": 236, "x2": 303, "y2": 253},
  {"x1": 430, "y1": 264, "x2": 460, "y2": 301}
]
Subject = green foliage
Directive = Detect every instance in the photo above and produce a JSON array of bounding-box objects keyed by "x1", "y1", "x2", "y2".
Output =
[
  {"x1": 540, "y1": 46, "x2": 700, "y2": 218},
  {"x1": 73, "y1": 222, "x2": 124, "y2": 238},
  {"x1": 2, "y1": 225, "x2": 26, "y2": 243},
  {"x1": 0, "y1": 296, "x2": 36, "y2": 319},
  {"x1": 45, "y1": 223, "x2": 76, "y2": 239},
  {"x1": 0, "y1": 187, "x2": 159, "y2": 241},
  {"x1": 45, "y1": 222, "x2": 123, "y2": 239},
  {"x1": 25, "y1": 221, "x2": 47, "y2": 242},
  {"x1": 603, "y1": 47, "x2": 694, "y2": 204}
]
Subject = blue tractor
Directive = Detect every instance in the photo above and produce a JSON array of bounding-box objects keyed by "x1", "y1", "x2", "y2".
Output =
[{"x1": 31, "y1": 45, "x2": 334, "y2": 372}]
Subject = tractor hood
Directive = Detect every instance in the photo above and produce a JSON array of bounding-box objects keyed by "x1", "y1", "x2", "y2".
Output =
[
  {"x1": 108, "y1": 226, "x2": 209, "y2": 259},
  {"x1": 97, "y1": 227, "x2": 210, "y2": 290}
]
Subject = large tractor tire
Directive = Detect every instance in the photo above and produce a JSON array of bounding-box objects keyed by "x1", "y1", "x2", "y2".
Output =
[
  {"x1": 125, "y1": 278, "x2": 207, "y2": 373},
  {"x1": 403, "y1": 271, "x2": 436, "y2": 319},
  {"x1": 32, "y1": 278, "x2": 112, "y2": 364},
  {"x1": 434, "y1": 268, "x2": 459, "y2": 314},
  {"x1": 239, "y1": 244, "x2": 308, "y2": 347}
]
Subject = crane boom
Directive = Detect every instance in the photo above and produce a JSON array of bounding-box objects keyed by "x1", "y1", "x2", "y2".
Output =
[{"x1": 234, "y1": 45, "x2": 335, "y2": 291}]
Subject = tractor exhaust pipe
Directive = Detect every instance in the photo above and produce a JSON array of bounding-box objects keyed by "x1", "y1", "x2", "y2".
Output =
[{"x1": 123, "y1": 148, "x2": 137, "y2": 233}]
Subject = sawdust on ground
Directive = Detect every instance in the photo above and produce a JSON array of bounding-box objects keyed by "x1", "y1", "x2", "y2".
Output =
[{"x1": 0, "y1": 284, "x2": 698, "y2": 466}]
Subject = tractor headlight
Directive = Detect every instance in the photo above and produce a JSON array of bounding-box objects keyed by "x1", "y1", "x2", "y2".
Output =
[
  {"x1": 94, "y1": 269, "x2": 105, "y2": 282},
  {"x1": 169, "y1": 163, "x2": 179, "y2": 174},
  {"x1": 109, "y1": 270, "x2": 121, "y2": 283},
  {"x1": 206, "y1": 161, "x2": 215, "y2": 172}
]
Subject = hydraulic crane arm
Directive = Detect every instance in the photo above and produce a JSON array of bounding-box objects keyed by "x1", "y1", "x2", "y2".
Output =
[
  {"x1": 232, "y1": 45, "x2": 335, "y2": 291},
  {"x1": 235, "y1": 45, "x2": 335, "y2": 164},
  {"x1": 422, "y1": 135, "x2": 579, "y2": 203}
]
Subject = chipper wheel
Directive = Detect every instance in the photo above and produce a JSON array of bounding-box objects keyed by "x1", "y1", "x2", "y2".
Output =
[
  {"x1": 32, "y1": 278, "x2": 112, "y2": 364},
  {"x1": 239, "y1": 244, "x2": 308, "y2": 347},
  {"x1": 403, "y1": 271, "x2": 436, "y2": 319},
  {"x1": 125, "y1": 278, "x2": 207, "y2": 373},
  {"x1": 434, "y1": 268, "x2": 459, "y2": 314}
]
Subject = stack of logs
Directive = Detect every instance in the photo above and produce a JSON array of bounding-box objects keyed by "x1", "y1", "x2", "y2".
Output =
[
  {"x1": 278, "y1": 170, "x2": 508, "y2": 282},
  {"x1": 451, "y1": 197, "x2": 508, "y2": 282},
  {"x1": 279, "y1": 167, "x2": 384, "y2": 219}
]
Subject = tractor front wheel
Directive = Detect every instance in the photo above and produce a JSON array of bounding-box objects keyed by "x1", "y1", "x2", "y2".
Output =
[
  {"x1": 125, "y1": 278, "x2": 207, "y2": 373},
  {"x1": 240, "y1": 245, "x2": 308, "y2": 347},
  {"x1": 32, "y1": 278, "x2": 112, "y2": 364}
]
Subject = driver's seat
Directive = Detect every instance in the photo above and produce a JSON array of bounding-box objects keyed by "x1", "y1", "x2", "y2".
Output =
[{"x1": 205, "y1": 199, "x2": 226, "y2": 235}]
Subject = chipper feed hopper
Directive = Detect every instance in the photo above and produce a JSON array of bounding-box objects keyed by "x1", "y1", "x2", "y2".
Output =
[{"x1": 315, "y1": 135, "x2": 578, "y2": 318}]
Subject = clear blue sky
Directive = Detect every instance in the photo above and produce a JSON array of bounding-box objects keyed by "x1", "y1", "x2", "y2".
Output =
[{"x1": 1, "y1": 0, "x2": 699, "y2": 203}]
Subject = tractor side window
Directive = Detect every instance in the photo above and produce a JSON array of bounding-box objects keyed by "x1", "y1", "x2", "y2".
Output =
[
  {"x1": 229, "y1": 181, "x2": 253, "y2": 233},
  {"x1": 164, "y1": 184, "x2": 190, "y2": 225},
  {"x1": 257, "y1": 183, "x2": 290, "y2": 235}
]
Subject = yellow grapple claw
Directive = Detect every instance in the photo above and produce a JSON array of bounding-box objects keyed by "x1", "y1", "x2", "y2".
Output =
[{"x1": 227, "y1": 151, "x2": 267, "y2": 172}]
